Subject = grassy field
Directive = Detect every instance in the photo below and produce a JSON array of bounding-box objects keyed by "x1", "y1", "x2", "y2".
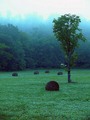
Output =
[{"x1": 0, "y1": 69, "x2": 90, "y2": 120}]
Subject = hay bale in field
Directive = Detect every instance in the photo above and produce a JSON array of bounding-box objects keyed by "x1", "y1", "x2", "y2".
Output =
[
  {"x1": 45, "y1": 81, "x2": 59, "y2": 91},
  {"x1": 45, "y1": 70, "x2": 50, "y2": 73},
  {"x1": 57, "y1": 72, "x2": 63, "y2": 75},
  {"x1": 12, "y1": 72, "x2": 18, "y2": 76},
  {"x1": 34, "y1": 71, "x2": 39, "y2": 75}
]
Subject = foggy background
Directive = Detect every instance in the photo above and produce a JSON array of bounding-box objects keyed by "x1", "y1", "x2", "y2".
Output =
[{"x1": 0, "y1": 0, "x2": 90, "y2": 71}]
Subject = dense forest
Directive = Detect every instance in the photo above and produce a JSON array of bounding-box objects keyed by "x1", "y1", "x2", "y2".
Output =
[{"x1": 0, "y1": 14, "x2": 90, "y2": 71}]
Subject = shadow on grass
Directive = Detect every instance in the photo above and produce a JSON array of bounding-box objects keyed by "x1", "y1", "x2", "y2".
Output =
[
  {"x1": 60, "y1": 81, "x2": 78, "y2": 85},
  {"x1": 0, "y1": 113, "x2": 12, "y2": 120},
  {"x1": 83, "y1": 115, "x2": 90, "y2": 120},
  {"x1": 30, "y1": 115, "x2": 71, "y2": 120}
]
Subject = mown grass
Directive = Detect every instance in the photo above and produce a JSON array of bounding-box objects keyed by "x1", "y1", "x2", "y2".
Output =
[{"x1": 0, "y1": 69, "x2": 90, "y2": 120}]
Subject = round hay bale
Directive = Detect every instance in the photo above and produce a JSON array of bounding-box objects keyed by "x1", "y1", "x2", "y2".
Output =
[
  {"x1": 34, "y1": 71, "x2": 39, "y2": 75},
  {"x1": 45, "y1": 70, "x2": 50, "y2": 73},
  {"x1": 57, "y1": 72, "x2": 63, "y2": 75},
  {"x1": 12, "y1": 72, "x2": 18, "y2": 76},
  {"x1": 45, "y1": 81, "x2": 59, "y2": 91}
]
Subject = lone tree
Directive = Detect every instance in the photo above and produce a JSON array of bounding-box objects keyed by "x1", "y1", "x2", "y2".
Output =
[{"x1": 53, "y1": 14, "x2": 86, "y2": 83}]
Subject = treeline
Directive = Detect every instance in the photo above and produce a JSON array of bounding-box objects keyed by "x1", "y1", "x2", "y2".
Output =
[
  {"x1": 0, "y1": 24, "x2": 64, "y2": 71},
  {"x1": 0, "y1": 15, "x2": 90, "y2": 71}
]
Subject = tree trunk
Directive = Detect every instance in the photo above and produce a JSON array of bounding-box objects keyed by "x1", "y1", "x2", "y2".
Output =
[
  {"x1": 67, "y1": 54, "x2": 72, "y2": 83},
  {"x1": 68, "y1": 69, "x2": 71, "y2": 83}
]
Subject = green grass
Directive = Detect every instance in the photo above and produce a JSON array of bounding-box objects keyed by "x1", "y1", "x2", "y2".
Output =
[{"x1": 0, "y1": 69, "x2": 90, "y2": 120}]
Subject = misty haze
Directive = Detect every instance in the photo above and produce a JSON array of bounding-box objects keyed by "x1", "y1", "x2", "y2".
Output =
[{"x1": 0, "y1": 0, "x2": 90, "y2": 120}]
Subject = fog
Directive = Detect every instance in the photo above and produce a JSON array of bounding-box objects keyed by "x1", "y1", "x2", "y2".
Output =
[
  {"x1": 0, "y1": 0, "x2": 90, "y2": 20},
  {"x1": 0, "y1": 12, "x2": 90, "y2": 71},
  {"x1": 0, "y1": 0, "x2": 90, "y2": 71}
]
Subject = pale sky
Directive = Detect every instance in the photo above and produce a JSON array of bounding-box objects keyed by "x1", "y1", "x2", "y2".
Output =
[{"x1": 0, "y1": 0, "x2": 90, "y2": 20}]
